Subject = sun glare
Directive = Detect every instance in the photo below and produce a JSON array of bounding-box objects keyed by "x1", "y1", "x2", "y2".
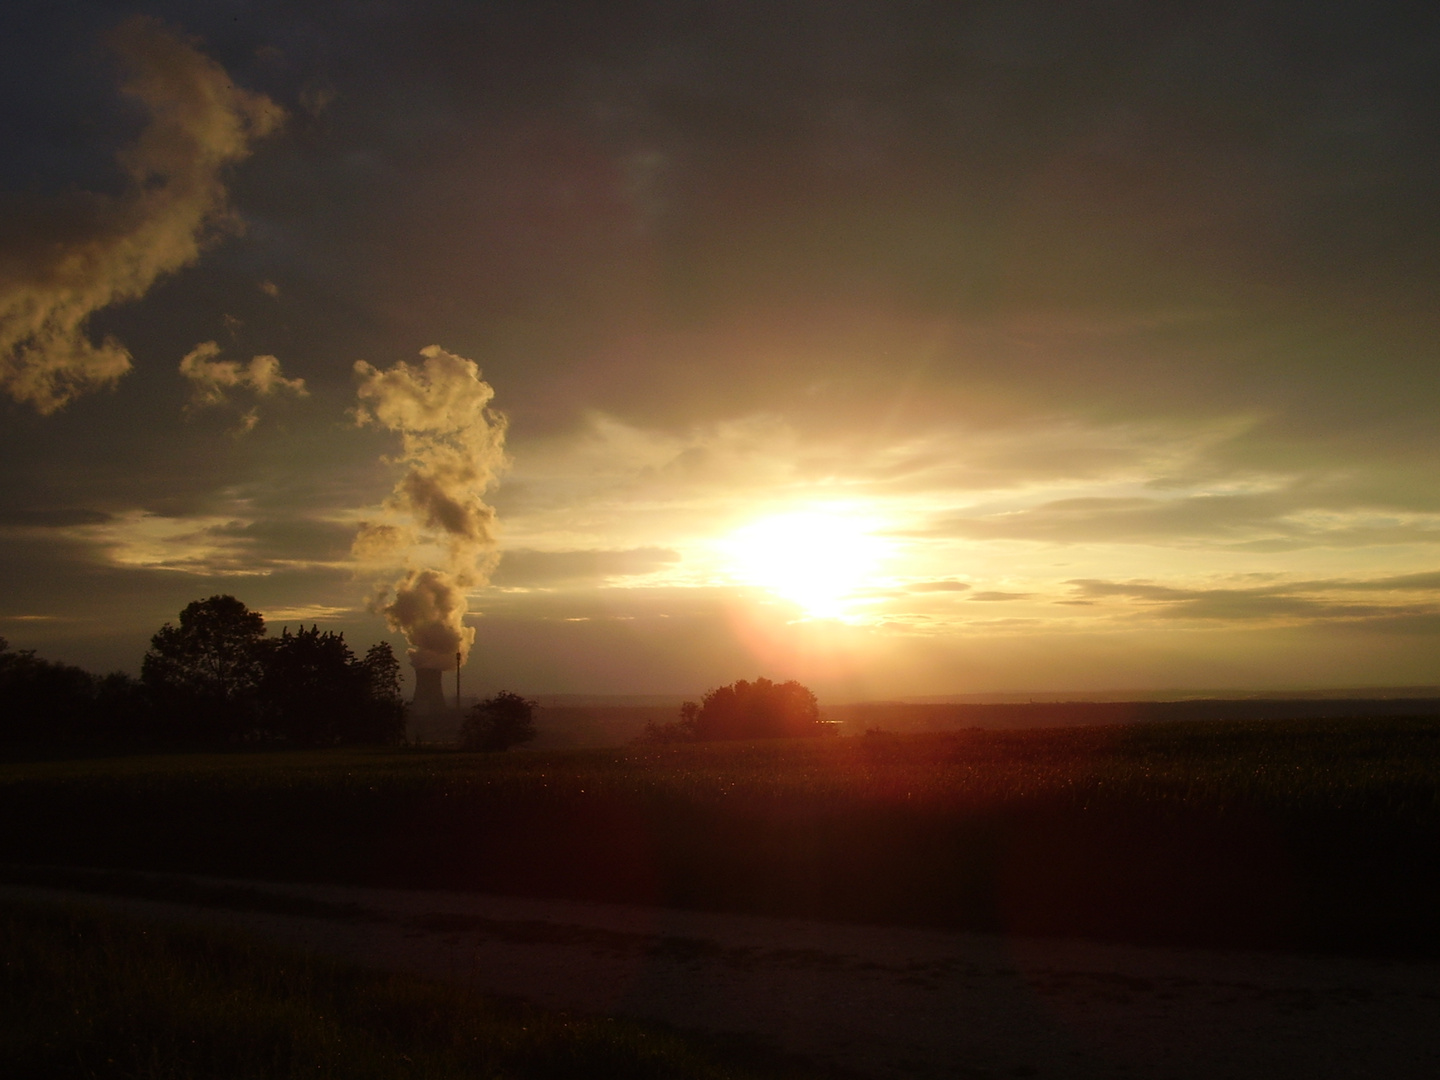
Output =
[{"x1": 724, "y1": 510, "x2": 890, "y2": 618}]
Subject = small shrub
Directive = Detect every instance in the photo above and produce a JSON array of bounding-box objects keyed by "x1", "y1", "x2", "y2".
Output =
[{"x1": 461, "y1": 691, "x2": 538, "y2": 751}]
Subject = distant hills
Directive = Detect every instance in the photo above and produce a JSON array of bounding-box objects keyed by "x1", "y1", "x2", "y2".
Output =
[
  {"x1": 888, "y1": 686, "x2": 1440, "y2": 704},
  {"x1": 523, "y1": 691, "x2": 1440, "y2": 748}
]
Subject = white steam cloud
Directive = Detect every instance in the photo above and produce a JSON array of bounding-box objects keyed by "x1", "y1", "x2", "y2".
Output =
[
  {"x1": 0, "y1": 17, "x2": 282, "y2": 413},
  {"x1": 353, "y1": 346, "x2": 507, "y2": 670}
]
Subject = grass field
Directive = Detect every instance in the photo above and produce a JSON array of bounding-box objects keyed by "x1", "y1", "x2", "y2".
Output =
[
  {"x1": 3, "y1": 717, "x2": 1439, "y2": 956},
  {"x1": 0, "y1": 898, "x2": 823, "y2": 1079}
]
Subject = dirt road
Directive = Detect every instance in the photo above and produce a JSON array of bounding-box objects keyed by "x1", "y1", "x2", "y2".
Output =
[{"x1": 4, "y1": 870, "x2": 1438, "y2": 1079}]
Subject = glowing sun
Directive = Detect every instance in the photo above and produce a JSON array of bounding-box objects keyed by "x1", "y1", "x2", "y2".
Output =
[{"x1": 724, "y1": 510, "x2": 890, "y2": 618}]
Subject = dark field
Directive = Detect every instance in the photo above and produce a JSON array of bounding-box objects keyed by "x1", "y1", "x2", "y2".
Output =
[
  {"x1": 3, "y1": 717, "x2": 1439, "y2": 957},
  {"x1": 0, "y1": 898, "x2": 820, "y2": 1079},
  {"x1": 826, "y1": 697, "x2": 1440, "y2": 733},
  {"x1": 532, "y1": 698, "x2": 1440, "y2": 748}
]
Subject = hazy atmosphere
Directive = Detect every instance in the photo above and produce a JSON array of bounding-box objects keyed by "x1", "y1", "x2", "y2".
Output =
[{"x1": 4, "y1": 0, "x2": 1440, "y2": 700}]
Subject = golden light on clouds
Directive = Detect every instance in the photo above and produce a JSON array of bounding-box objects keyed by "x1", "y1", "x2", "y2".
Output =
[
  {"x1": 721, "y1": 509, "x2": 893, "y2": 620},
  {"x1": 10, "y1": 7, "x2": 1440, "y2": 698}
]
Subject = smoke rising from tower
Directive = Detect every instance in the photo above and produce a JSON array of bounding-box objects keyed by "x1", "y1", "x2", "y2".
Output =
[{"x1": 352, "y1": 346, "x2": 506, "y2": 675}]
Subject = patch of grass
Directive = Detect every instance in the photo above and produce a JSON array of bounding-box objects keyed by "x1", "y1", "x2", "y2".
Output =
[
  {"x1": 2, "y1": 717, "x2": 1439, "y2": 955},
  {"x1": 0, "y1": 865, "x2": 369, "y2": 920},
  {"x1": 0, "y1": 898, "x2": 823, "y2": 1079}
]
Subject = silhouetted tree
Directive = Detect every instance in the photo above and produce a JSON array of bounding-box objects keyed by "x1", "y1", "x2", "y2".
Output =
[
  {"x1": 258, "y1": 625, "x2": 357, "y2": 744},
  {"x1": 142, "y1": 596, "x2": 268, "y2": 742},
  {"x1": 5, "y1": 599, "x2": 406, "y2": 752},
  {"x1": 0, "y1": 638, "x2": 149, "y2": 748},
  {"x1": 256, "y1": 627, "x2": 408, "y2": 745},
  {"x1": 357, "y1": 641, "x2": 406, "y2": 743},
  {"x1": 460, "y1": 691, "x2": 537, "y2": 751},
  {"x1": 91, "y1": 670, "x2": 152, "y2": 743},
  {"x1": 142, "y1": 598, "x2": 408, "y2": 746},
  {"x1": 642, "y1": 677, "x2": 824, "y2": 742},
  {"x1": 0, "y1": 637, "x2": 96, "y2": 746}
]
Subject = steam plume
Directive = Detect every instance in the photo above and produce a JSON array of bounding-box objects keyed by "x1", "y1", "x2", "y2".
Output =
[
  {"x1": 353, "y1": 346, "x2": 507, "y2": 670},
  {"x1": 0, "y1": 17, "x2": 282, "y2": 413}
]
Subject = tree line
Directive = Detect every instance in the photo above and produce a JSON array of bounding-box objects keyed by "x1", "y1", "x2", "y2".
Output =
[
  {"x1": 2, "y1": 593, "x2": 829, "y2": 753},
  {"x1": 0, "y1": 596, "x2": 404, "y2": 750}
]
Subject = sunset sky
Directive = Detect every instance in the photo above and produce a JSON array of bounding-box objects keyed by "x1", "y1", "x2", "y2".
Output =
[{"x1": 3, "y1": 1, "x2": 1439, "y2": 700}]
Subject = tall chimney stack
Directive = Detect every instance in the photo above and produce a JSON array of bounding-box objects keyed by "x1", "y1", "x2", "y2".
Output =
[{"x1": 455, "y1": 651, "x2": 462, "y2": 709}]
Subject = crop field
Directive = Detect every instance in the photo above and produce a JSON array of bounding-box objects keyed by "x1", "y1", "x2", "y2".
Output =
[
  {"x1": 3, "y1": 716, "x2": 1439, "y2": 957},
  {"x1": 0, "y1": 898, "x2": 822, "y2": 1079}
]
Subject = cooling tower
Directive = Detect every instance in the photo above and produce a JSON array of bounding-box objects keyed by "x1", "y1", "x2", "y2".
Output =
[{"x1": 411, "y1": 666, "x2": 448, "y2": 715}]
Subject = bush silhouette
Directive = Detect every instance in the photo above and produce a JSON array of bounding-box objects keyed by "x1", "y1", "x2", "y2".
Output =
[
  {"x1": 461, "y1": 691, "x2": 538, "y2": 751},
  {"x1": 643, "y1": 677, "x2": 824, "y2": 742}
]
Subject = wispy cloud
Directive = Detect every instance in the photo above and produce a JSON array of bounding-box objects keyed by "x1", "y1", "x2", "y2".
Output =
[
  {"x1": 0, "y1": 17, "x2": 282, "y2": 413},
  {"x1": 931, "y1": 488, "x2": 1440, "y2": 551},
  {"x1": 179, "y1": 342, "x2": 307, "y2": 430},
  {"x1": 1067, "y1": 573, "x2": 1440, "y2": 623},
  {"x1": 907, "y1": 579, "x2": 970, "y2": 592},
  {"x1": 490, "y1": 547, "x2": 681, "y2": 587}
]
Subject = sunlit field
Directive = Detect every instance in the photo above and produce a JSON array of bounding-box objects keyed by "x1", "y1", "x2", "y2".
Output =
[{"x1": 3, "y1": 717, "x2": 1439, "y2": 956}]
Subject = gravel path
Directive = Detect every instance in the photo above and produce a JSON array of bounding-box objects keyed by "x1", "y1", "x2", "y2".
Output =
[{"x1": 4, "y1": 871, "x2": 1439, "y2": 1079}]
